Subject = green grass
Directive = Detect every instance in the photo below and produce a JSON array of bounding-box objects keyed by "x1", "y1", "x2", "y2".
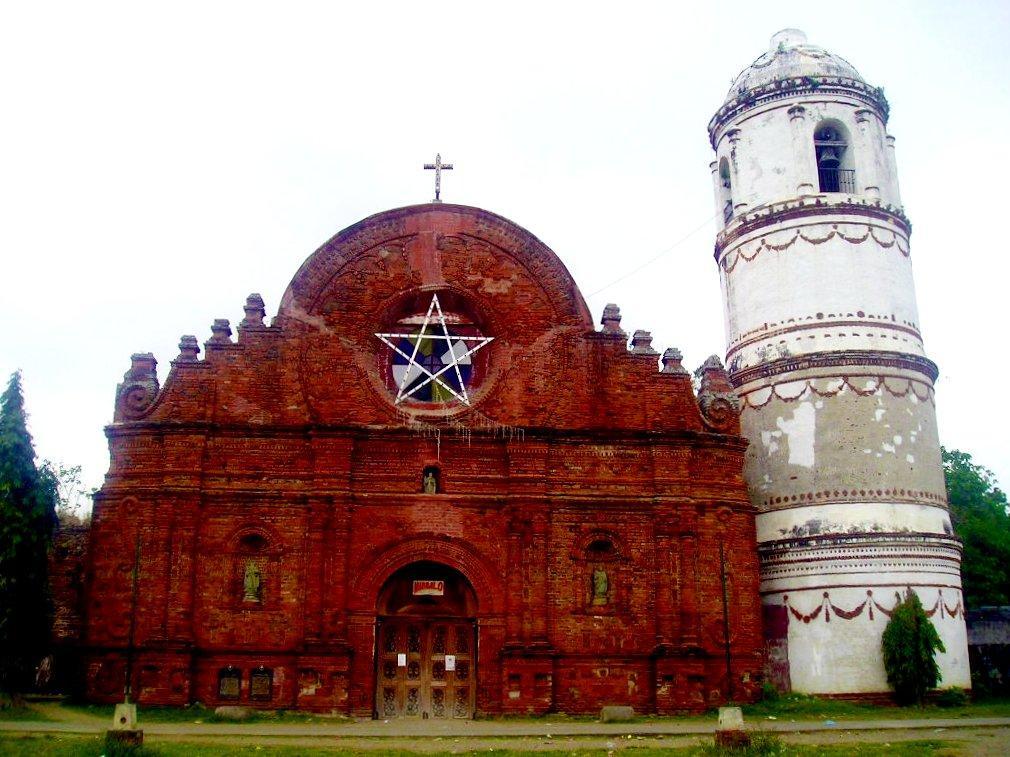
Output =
[
  {"x1": 0, "y1": 705, "x2": 50, "y2": 722},
  {"x1": 10, "y1": 694, "x2": 1010, "y2": 728},
  {"x1": 54, "y1": 701, "x2": 343, "y2": 724},
  {"x1": 739, "y1": 692, "x2": 1010, "y2": 722},
  {"x1": 482, "y1": 693, "x2": 1010, "y2": 725},
  {"x1": 694, "y1": 733, "x2": 956, "y2": 756},
  {"x1": 741, "y1": 693, "x2": 881, "y2": 719},
  {"x1": 0, "y1": 733, "x2": 964, "y2": 756}
]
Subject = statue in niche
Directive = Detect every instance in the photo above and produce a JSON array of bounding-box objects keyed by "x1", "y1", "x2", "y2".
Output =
[
  {"x1": 423, "y1": 469, "x2": 438, "y2": 494},
  {"x1": 591, "y1": 567, "x2": 609, "y2": 605},
  {"x1": 243, "y1": 561, "x2": 262, "y2": 603}
]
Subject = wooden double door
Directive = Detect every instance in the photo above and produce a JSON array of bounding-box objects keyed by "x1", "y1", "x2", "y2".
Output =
[{"x1": 376, "y1": 617, "x2": 476, "y2": 719}]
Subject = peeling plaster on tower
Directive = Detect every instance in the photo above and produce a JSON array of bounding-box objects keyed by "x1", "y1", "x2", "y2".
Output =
[{"x1": 708, "y1": 29, "x2": 969, "y2": 694}]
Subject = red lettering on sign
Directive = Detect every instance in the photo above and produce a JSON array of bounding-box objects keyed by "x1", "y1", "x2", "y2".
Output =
[{"x1": 412, "y1": 580, "x2": 445, "y2": 596}]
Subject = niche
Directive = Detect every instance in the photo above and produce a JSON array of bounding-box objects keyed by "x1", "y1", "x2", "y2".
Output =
[
  {"x1": 718, "y1": 157, "x2": 734, "y2": 222},
  {"x1": 814, "y1": 120, "x2": 854, "y2": 192},
  {"x1": 422, "y1": 465, "x2": 440, "y2": 494}
]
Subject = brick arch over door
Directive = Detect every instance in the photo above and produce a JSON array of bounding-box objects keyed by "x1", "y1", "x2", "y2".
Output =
[{"x1": 349, "y1": 534, "x2": 506, "y2": 616}]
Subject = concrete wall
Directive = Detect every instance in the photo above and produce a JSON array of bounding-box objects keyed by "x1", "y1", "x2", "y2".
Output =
[
  {"x1": 764, "y1": 581, "x2": 968, "y2": 693},
  {"x1": 720, "y1": 210, "x2": 922, "y2": 374}
]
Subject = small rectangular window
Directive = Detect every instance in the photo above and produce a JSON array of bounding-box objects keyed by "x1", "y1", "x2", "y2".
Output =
[
  {"x1": 218, "y1": 668, "x2": 241, "y2": 700},
  {"x1": 250, "y1": 667, "x2": 273, "y2": 701}
]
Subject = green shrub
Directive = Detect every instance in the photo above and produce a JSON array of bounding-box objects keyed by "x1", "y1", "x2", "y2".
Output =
[
  {"x1": 970, "y1": 665, "x2": 1002, "y2": 698},
  {"x1": 698, "y1": 732, "x2": 786, "y2": 755},
  {"x1": 935, "y1": 687, "x2": 969, "y2": 708},
  {"x1": 760, "y1": 682, "x2": 780, "y2": 702},
  {"x1": 102, "y1": 734, "x2": 153, "y2": 757},
  {"x1": 881, "y1": 590, "x2": 946, "y2": 705}
]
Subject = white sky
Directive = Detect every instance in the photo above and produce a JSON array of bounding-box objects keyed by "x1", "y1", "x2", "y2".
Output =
[{"x1": 2, "y1": 1, "x2": 1008, "y2": 499}]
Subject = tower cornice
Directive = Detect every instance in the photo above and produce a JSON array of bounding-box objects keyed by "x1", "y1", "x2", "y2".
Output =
[
  {"x1": 758, "y1": 530, "x2": 962, "y2": 557},
  {"x1": 708, "y1": 75, "x2": 889, "y2": 149},
  {"x1": 728, "y1": 349, "x2": 939, "y2": 387},
  {"x1": 715, "y1": 196, "x2": 911, "y2": 259}
]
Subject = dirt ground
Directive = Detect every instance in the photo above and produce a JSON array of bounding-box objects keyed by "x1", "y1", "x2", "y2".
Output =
[
  {"x1": 6, "y1": 702, "x2": 1010, "y2": 755},
  {"x1": 47, "y1": 725, "x2": 1010, "y2": 754},
  {"x1": 782, "y1": 726, "x2": 1010, "y2": 755}
]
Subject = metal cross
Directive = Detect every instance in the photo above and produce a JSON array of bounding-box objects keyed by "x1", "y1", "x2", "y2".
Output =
[{"x1": 423, "y1": 153, "x2": 453, "y2": 203}]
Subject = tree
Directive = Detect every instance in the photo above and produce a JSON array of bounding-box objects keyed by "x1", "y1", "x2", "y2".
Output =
[
  {"x1": 44, "y1": 461, "x2": 92, "y2": 527},
  {"x1": 942, "y1": 448, "x2": 1010, "y2": 607},
  {"x1": 882, "y1": 589, "x2": 946, "y2": 705},
  {"x1": 0, "y1": 371, "x2": 58, "y2": 702}
]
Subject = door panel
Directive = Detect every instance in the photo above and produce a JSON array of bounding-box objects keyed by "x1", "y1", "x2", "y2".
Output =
[{"x1": 376, "y1": 618, "x2": 475, "y2": 718}]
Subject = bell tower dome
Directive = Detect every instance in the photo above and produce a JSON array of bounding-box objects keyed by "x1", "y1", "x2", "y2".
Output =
[{"x1": 708, "y1": 30, "x2": 969, "y2": 695}]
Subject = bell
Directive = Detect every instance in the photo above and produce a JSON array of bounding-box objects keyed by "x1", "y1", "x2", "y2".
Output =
[{"x1": 818, "y1": 147, "x2": 840, "y2": 168}]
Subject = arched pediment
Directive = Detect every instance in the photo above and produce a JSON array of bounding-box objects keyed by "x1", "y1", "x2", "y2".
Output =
[{"x1": 277, "y1": 204, "x2": 593, "y2": 334}]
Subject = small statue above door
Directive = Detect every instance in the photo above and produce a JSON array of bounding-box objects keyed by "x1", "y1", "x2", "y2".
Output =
[
  {"x1": 591, "y1": 567, "x2": 609, "y2": 605},
  {"x1": 422, "y1": 466, "x2": 440, "y2": 494},
  {"x1": 243, "y1": 561, "x2": 262, "y2": 603}
]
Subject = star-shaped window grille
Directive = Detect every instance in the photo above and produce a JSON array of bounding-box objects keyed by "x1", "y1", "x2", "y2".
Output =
[{"x1": 375, "y1": 293, "x2": 493, "y2": 406}]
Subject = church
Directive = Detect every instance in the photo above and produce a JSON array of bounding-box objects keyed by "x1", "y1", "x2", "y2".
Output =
[
  {"x1": 60, "y1": 29, "x2": 970, "y2": 716},
  {"x1": 80, "y1": 202, "x2": 763, "y2": 716}
]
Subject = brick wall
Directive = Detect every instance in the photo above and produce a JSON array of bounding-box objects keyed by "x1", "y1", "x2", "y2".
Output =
[{"x1": 75, "y1": 204, "x2": 764, "y2": 714}]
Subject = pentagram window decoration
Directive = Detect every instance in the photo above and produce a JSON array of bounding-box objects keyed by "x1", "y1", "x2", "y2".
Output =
[{"x1": 375, "y1": 293, "x2": 493, "y2": 406}]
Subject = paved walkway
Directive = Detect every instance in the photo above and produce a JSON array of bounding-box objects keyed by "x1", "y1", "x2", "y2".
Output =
[{"x1": 3, "y1": 716, "x2": 1010, "y2": 738}]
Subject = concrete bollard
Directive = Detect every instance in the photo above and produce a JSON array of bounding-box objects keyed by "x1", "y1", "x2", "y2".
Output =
[
  {"x1": 600, "y1": 705, "x2": 636, "y2": 722},
  {"x1": 107, "y1": 701, "x2": 143, "y2": 746},
  {"x1": 214, "y1": 705, "x2": 254, "y2": 720},
  {"x1": 715, "y1": 706, "x2": 750, "y2": 748}
]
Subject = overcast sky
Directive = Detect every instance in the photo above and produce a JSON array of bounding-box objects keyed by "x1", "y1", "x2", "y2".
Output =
[{"x1": 2, "y1": 0, "x2": 1008, "y2": 500}]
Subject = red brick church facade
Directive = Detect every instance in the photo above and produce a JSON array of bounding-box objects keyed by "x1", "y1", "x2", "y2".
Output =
[{"x1": 79, "y1": 204, "x2": 764, "y2": 716}]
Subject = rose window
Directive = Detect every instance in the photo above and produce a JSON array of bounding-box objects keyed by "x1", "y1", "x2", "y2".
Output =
[{"x1": 375, "y1": 293, "x2": 492, "y2": 406}]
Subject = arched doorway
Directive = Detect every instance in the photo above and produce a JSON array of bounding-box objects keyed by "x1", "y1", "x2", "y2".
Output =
[{"x1": 374, "y1": 561, "x2": 477, "y2": 719}]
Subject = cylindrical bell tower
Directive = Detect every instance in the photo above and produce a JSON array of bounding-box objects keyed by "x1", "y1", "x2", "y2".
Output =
[{"x1": 708, "y1": 29, "x2": 969, "y2": 694}]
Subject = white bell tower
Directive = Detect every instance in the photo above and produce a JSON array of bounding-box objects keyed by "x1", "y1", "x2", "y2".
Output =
[{"x1": 708, "y1": 29, "x2": 969, "y2": 694}]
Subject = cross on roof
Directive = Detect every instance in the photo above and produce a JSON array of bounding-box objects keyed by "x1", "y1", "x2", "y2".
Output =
[{"x1": 423, "y1": 153, "x2": 453, "y2": 203}]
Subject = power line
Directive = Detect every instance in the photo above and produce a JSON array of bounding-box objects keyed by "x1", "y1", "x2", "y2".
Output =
[{"x1": 585, "y1": 213, "x2": 716, "y2": 297}]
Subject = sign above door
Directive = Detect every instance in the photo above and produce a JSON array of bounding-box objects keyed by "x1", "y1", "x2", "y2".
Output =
[{"x1": 412, "y1": 580, "x2": 445, "y2": 596}]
